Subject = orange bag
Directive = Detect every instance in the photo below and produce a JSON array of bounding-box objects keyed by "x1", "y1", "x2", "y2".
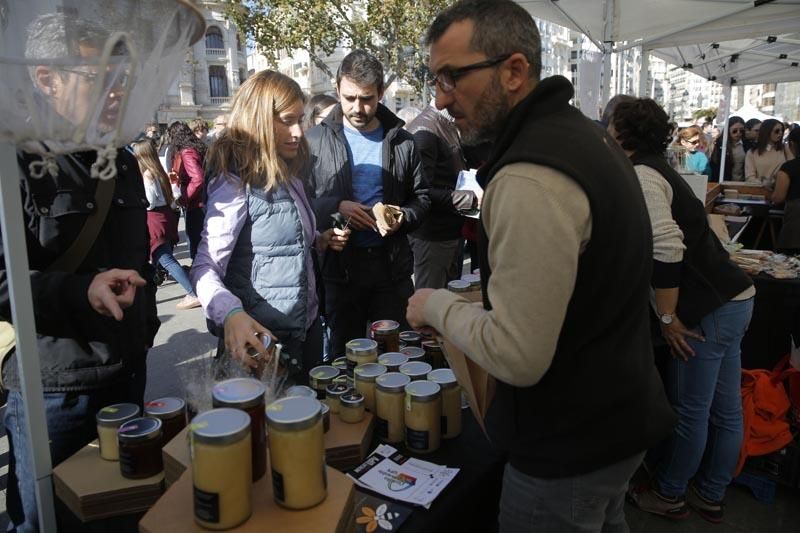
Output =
[{"x1": 772, "y1": 354, "x2": 800, "y2": 426}]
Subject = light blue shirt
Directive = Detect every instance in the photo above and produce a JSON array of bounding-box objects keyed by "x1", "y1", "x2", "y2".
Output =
[{"x1": 344, "y1": 124, "x2": 385, "y2": 247}]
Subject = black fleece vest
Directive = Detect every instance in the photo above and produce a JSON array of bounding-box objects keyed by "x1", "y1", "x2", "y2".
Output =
[
  {"x1": 477, "y1": 76, "x2": 676, "y2": 478},
  {"x1": 630, "y1": 153, "x2": 752, "y2": 327}
]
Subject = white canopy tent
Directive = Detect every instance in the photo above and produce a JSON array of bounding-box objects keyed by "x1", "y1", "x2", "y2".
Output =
[
  {"x1": 518, "y1": 0, "x2": 800, "y2": 180},
  {"x1": 728, "y1": 104, "x2": 784, "y2": 123}
]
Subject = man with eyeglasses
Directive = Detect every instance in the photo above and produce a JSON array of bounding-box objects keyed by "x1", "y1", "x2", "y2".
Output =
[
  {"x1": 406, "y1": 1, "x2": 675, "y2": 530},
  {"x1": 306, "y1": 49, "x2": 429, "y2": 359},
  {"x1": 0, "y1": 13, "x2": 158, "y2": 531}
]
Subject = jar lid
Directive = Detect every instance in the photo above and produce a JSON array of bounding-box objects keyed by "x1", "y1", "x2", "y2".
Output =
[
  {"x1": 212, "y1": 377, "x2": 266, "y2": 409},
  {"x1": 399, "y1": 331, "x2": 422, "y2": 344},
  {"x1": 405, "y1": 380, "x2": 441, "y2": 402},
  {"x1": 376, "y1": 372, "x2": 411, "y2": 393},
  {"x1": 246, "y1": 334, "x2": 273, "y2": 358},
  {"x1": 326, "y1": 383, "x2": 350, "y2": 398},
  {"x1": 266, "y1": 397, "x2": 322, "y2": 432},
  {"x1": 354, "y1": 363, "x2": 387, "y2": 382},
  {"x1": 332, "y1": 357, "x2": 348, "y2": 370},
  {"x1": 285, "y1": 385, "x2": 317, "y2": 399},
  {"x1": 427, "y1": 368, "x2": 458, "y2": 389},
  {"x1": 447, "y1": 279, "x2": 471, "y2": 292},
  {"x1": 191, "y1": 408, "x2": 251, "y2": 445},
  {"x1": 118, "y1": 416, "x2": 162, "y2": 442},
  {"x1": 400, "y1": 361, "x2": 433, "y2": 378},
  {"x1": 309, "y1": 365, "x2": 340, "y2": 384},
  {"x1": 340, "y1": 391, "x2": 365, "y2": 408},
  {"x1": 400, "y1": 346, "x2": 426, "y2": 360},
  {"x1": 144, "y1": 397, "x2": 186, "y2": 419},
  {"x1": 346, "y1": 338, "x2": 378, "y2": 355},
  {"x1": 422, "y1": 340, "x2": 442, "y2": 352},
  {"x1": 333, "y1": 375, "x2": 351, "y2": 386},
  {"x1": 96, "y1": 403, "x2": 140, "y2": 427},
  {"x1": 461, "y1": 273, "x2": 480, "y2": 287},
  {"x1": 370, "y1": 320, "x2": 400, "y2": 334},
  {"x1": 378, "y1": 352, "x2": 409, "y2": 368}
]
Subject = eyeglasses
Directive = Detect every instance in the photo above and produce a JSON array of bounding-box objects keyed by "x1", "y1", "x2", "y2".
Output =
[
  {"x1": 429, "y1": 54, "x2": 512, "y2": 93},
  {"x1": 731, "y1": 128, "x2": 744, "y2": 133},
  {"x1": 684, "y1": 137, "x2": 701, "y2": 145},
  {"x1": 773, "y1": 128, "x2": 784, "y2": 134},
  {"x1": 61, "y1": 66, "x2": 130, "y2": 88}
]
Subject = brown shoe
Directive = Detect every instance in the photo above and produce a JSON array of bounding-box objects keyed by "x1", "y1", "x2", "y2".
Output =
[{"x1": 176, "y1": 295, "x2": 201, "y2": 310}]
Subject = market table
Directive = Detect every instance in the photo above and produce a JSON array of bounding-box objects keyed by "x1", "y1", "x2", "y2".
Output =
[
  {"x1": 354, "y1": 409, "x2": 505, "y2": 533},
  {"x1": 741, "y1": 273, "x2": 800, "y2": 370}
]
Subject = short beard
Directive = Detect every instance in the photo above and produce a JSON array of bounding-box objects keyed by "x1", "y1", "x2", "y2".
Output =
[{"x1": 459, "y1": 73, "x2": 510, "y2": 145}]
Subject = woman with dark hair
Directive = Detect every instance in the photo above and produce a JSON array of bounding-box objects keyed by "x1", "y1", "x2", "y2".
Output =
[
  {"x1": 608, "y1": 98, "x2": 754, "y2": 523},
  {"x1": 167, "y1": 120, "x2": 207, "y2": 261},
  {"x1": 304, "y1": 93, "x2": 338, "y2": 130},
  {"x1": 708, "y1": 116, "x2": 746, "y2": 182},
  {"x1": 771, "y1": 128, "x2": 800, "y2": 253},
  {"x1": 745, "y1": 118, "x2": 792, "y2": 189}
]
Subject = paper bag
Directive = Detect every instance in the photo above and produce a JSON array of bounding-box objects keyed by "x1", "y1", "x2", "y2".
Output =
[
  {"x1": 436, "y1": 287, "x2": 495, "y2": 436},
  {"x1": 372, "y1": 202, "x2": 403, "y2": 236}
]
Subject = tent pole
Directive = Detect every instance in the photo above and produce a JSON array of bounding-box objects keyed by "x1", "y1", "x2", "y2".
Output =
[
  {"x1": 602, "y1": 49, "x2": 612, "y2": 107},
  {"x1": 719, "y1": 83, "x2": 733, "y2": 184},
  {"x1": 639, "y1": 47, "x2": 650, "y2": 97},
  {"x1": 0, "y1": 142, "x2": 57, "y2": 531}
]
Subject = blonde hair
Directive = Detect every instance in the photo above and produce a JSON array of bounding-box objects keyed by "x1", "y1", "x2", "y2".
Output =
[
  {"x1": 132, "y1": 140, "x2": 174, "y2": 207},
  {"x1": 206, "y1": 70, "x2": 308, "y2": 190}
]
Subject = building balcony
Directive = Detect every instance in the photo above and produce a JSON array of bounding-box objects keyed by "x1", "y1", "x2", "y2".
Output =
[
  {"x1": 209, "y1": 96, "x2": 231, "y2": 106},
  {"x1": 206, "y1": 48, "x2": 226, "y2": 58}
]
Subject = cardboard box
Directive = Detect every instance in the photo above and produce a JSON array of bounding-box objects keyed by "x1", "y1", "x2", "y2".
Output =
[
  {"x1": 139, "y1": 464, "x2": 354, "y2": 533},
  {"x1": 53, "y1": 440, "x2": 165, "y2": 522},
  {"x1": 162, "y1": 412, "x2": 374, "y2": 486}
]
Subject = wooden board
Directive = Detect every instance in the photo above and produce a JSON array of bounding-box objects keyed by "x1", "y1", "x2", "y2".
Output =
[
  {"x1": 162, "y1": 412, "x2": 374, "y2": 486},
  {"x1": 139, "y1": 465, "x2": 354, "y2": 533},
  {"x1": 53, "y1": 440, "x2": 164, "y2": 522}
]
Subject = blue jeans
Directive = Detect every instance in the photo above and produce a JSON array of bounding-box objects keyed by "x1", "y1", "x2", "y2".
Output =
[
  {"x1": 152, "y1": 243, "x2": 195, "y2": 296},
  {"x1": 499, "y1": 452, "x2": 645, "y2": 533},
  {"x1": 4, "y1": 385, "x2": 143, "y2": 531},
  {"x1": 656, "y1": 297, "x2": 754, "y2": 502}
]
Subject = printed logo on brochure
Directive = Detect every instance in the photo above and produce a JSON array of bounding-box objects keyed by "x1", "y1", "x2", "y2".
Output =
[{"x1": 386, "y1": 472, "x2": 417, "y2": 492}]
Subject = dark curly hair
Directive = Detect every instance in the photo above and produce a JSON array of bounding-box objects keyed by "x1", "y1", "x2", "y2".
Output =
[
  {"x1": 167, "y1": 120, "x2": 207, "y2": 156},
  {"x1": 609, "y1": 98, "x2": 672, "y2": 155}
]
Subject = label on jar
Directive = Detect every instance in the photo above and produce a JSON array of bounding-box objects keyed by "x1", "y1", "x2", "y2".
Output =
[
  {"x1": 375, "y1": 416, "x2": 389, "y2": 439},
  {"x1": 193, "y1": 486, "x2": 220, "y2": 523},
  {"x1": 406, "y1": 428, "x2": 430, "y2": 451},
  {"x1": 272, "y1": 468, "x2": 285, "y2": 502},
  {"x1": 118, "y1": 447, "x2": 137, "y2": 477},
  {"x1": 441, "y1": 415, "x2": 448, "y2": 435}
]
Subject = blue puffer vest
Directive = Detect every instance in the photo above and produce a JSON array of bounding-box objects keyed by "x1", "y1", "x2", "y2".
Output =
[{"x1": 223, "y1": 185, "x2": 310, "y2": 342}]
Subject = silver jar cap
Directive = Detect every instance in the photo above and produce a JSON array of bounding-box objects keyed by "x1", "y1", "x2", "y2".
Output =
[
  {"x1": 370, "y1": 320, "x2": 400, "y2": 333},
  {"x1": 212, "y1": 377, "x2": 266, "y2": 409},
  {"x1": 191, "y1": 408, "x2": 251, "y2": 445},
  {"x1": 285, "y1": 385, "x2": 317, "y2": 399},
  {"x1": 400, "y1": 361, "x2": 433, "y2": 378},
  {"x1": 144, "y1": 397, "x2": 186, "y2": 420},
  {"x1": 405, "y1": 380, "x2": 442, "y2": 402},
  {"x1": 427, "y1": 368, "x2": 458, "y2": 389},
  {"x1": 376, "y1": 372, "x2": 411, "y2": 393},
  {"x1": 354, "y1": 363, "x2": 388, "y2": 382},
  {"x1": 422, "y1": 340, "x2": 442, "y2": 353},
  {"x1": 378, "y1": 352, "x2": 409, "y2": 369},
  {"x1": 400, "y1": 346, "x2": 426, "y2": 361},
  {"x1": 96, "y1": 403, "x2": 140, "y2": 427},
  {"x1": 332, "y1": 357, "x2": 348, "y2": 370},
  {"x1": 326, "y1": 383, "x2": 350, "y2": 398},
  {"x1": 266, "y1": 396, "x2": 322, "y2": 432},
  {"x1": 340, "y1": 391, "x2": 365, "y2": 408},
  {"x1": 398, "y1": 330, "x2": 422, "y2": 345},
  {"x1": 118, "y1": 416, "x2": 162, "y2": 443},
  {"x1": 447, "y1": 279, "x2": 471, "y2": 292},
  {"x1": 346, "y1": 338, "x2": 378, "y2": 355},
  {"x1": 309, "y1": 365, "x2": 340, "y2": 385},
  {"x1": 461, "y1": 273, "x2": 480, "y2": 287}
]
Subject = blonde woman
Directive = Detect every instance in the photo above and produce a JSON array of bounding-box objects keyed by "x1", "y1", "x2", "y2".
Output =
[
  {"x1": 131, "y1": 140, "x2": 200, "y2": 309},
  {"x1": 191, "y1": 71, "x2": 349, "y2": 380}
]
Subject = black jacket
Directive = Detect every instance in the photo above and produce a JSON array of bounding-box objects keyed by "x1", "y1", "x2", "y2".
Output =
[
  {"x1": 406, "y1": 106, "x2": 475, "y2": 241},
  {"x1": 0, "y1": 149, "x2": 159, "y2": 392},
  {"x1": 306, "y1": 103, "x2": 430, "y2": 282},
  {"x1": 477, "y1": 76, "x2": 675, "y2": 478}
]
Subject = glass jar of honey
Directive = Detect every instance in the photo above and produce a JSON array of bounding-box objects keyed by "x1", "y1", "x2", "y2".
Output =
[
  {"x1": 321, "y1": 402, "x2": 331, "y2": 433},
  {"x1": 378, "y1": 352, "x2": 409, "y2": 373},
  {"x1": 212, "y1": 378, "x2": 267, "y2": 481},
  {"x1": 266, "y1": 397, "x2": 326, "y2": 510},
  {"x1": 447, "y1": 279, "x2": 471, "y2": 293},
  {"x1": 118, "y1": 417, "x2": 163, "y2": 479},
  {"x1": 191, "y1": 408, "x2": 252, "y2": 530},
  {"x1": 308, "y1": 365, "x2": 340, "y2": 400},
  {"x1": 96, "y1": 403, "x2": 140, "y2": 461},
  {"x1": 422, "y1": 340, "x2": 446, "y2": 369},
  {"x1": 370, "y1": 320, "x2": 400, "y2": 354},
  {"x1": 399, "y1": 330, "x2": 422, "y2": 347},
  {"x1": 325, "y1": 383, "x2": 350, "y2": 414},
  {"x1": 339, "y1": 391, "x2": 366, "y2": 424},
  {"x1": 399, "y1": 361, "x2": 433, "y2": 382},
  {"x1": 144, "y1": 397, "x2": 186, "y2": 446},
  {"x1": 345, "y1": 338, "x2": 378, "y2": 378},
  {"x1": 375, "y1": 372, "x2": 411, "y2": 444},
  {"x1": 404, "y1": 380, "x2": 442, "y2": 454},
  {"x1": 354, "y1": 363, "x2": 387, "y2": 412},
  {"x1": 427, "y1": 369, "x2": 462, "y2": 439},
  {"x1": 400, "y1": 346, "x2": 427, "y2": 364},
  {"x1": 285, "y1": 385, "x2": 317, "y2": 399}
]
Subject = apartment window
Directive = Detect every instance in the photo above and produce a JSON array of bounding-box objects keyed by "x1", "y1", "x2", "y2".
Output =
[
  {"x1": 236, "y1": 34, "x2": 243, "y2": 52},
  {"x1": 205, "y1": 26, "x2": 224, "y2": 49},
  {"x1": 239, "y1": 68, "x2": 247, "y2": 84},
  {"x1": 209, "y1": 66, "x2": 229, "y2": 97}
]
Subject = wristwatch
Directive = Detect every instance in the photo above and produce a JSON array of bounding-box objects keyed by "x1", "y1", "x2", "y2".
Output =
[{"x1": 659, "y1": 313, "x2": 674, "y2": 325}]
